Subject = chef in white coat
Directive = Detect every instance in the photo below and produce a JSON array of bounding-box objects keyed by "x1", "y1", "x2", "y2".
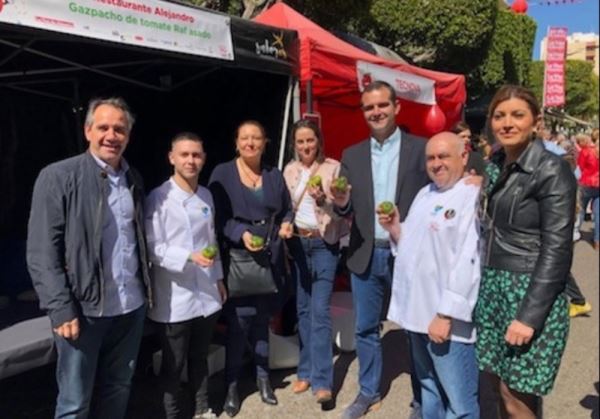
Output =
[
  {"x1": 145, "y1": 132, "x2": 227, "y2": 419},
  {"x1": 379, "y1": 131, "x2": 481, "y2": 419}
]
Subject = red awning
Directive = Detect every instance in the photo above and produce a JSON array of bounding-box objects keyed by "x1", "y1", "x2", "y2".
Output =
[{"x1": 255, "y1": 3, "x2": 467, "y2": 158}]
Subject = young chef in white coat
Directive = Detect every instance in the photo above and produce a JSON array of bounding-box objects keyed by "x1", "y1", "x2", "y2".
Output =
[{"x1": 145, "y1": 132, "x2": 227, "y2": 419}]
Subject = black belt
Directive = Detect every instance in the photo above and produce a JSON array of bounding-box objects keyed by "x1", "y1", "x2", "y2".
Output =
[{"x1": 374, "y1": 239, "x2": 390, "y2": 248}]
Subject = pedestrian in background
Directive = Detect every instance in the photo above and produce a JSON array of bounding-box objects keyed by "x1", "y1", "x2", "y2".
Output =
[
  {"x1": 576, "y1": 133, "x2": 599, "y2": 250},
  {"x1": 450, "y1": 121, "x2": 486, "y2": 175}
]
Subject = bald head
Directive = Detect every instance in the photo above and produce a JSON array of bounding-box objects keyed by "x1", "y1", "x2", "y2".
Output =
[{"x1": 425, "y1": 132, "x2": 468, "y2": 190}]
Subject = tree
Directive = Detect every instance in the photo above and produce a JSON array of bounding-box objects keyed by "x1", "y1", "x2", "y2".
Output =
[
  {"x1": 529, "y1": 60, "x2": 600, "y2": 120},
  {"x1": 368, "y1": 1, "x2": 536, "y2": 98},
  {"x1": 179, "y1": 0, "x2": 537, "y2": 99}
]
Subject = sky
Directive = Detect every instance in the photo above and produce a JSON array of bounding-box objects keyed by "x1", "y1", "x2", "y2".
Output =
[{"x1": 525, "y1": 0, "x2": 599, "y2": 59}]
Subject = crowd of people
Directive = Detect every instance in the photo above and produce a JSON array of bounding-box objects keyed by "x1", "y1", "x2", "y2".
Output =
[{"x1": 24, "y1": 80, "x2": 597, "y2": 419}]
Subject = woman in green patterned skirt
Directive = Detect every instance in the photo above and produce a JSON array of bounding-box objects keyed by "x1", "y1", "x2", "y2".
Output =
[{"x1": 475, "y1": 85, "x2": 577, "y2": 418}]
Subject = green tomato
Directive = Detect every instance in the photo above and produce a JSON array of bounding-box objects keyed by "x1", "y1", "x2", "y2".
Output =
[
  {"x1": 378, "y1": 201, "x2": 394, "y2": 215},
  {"x1": 308, "y1": 175, "x2": 322, "y2": 188},
  {"x1": 201, "y1": 245, "x2": 218, "y2": 259},
  {"x1": 332, "y1": 176, "x2": 348, "y2": 192},
  {"x1": 250, "y1": 235, "x2": 265, "y2": 248}
]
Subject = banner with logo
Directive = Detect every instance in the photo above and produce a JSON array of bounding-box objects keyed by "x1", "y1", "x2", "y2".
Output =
[
  {"x1": 0, "y1": 0, "x2": 234, "y2": 61},
  {"x1": 543, "y1": 27, "x2": 568, "y2": 108},
  {"x1": 356, "y1": 61, "x2": 436, "y2": 105}
]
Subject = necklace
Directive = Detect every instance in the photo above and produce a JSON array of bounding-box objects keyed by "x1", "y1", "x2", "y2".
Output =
[{"x1": 238, "y1": 158, "x2": 261, "y2": 189}]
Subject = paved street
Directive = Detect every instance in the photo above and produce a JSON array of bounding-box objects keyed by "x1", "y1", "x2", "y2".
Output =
[{"x1": 1, "y1": 222, "x2": 598, "y2": 419}]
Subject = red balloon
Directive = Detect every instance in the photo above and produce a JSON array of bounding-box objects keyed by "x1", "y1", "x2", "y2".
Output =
[
  {"x1": 424, "y1": 104, "x2": 447, "y2": 135},
  {"x1": 511, "y1": 0, "x2": 528, "y2": 14}
]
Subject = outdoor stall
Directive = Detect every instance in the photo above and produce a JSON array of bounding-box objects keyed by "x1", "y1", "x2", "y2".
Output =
[{"x1": 0, "y1": 0, "x2": 298, "y2": 379}]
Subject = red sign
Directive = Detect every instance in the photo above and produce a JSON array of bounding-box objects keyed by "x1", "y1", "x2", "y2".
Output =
[{"x1": 543, "y1": 27, "x2": 568, "y2": 108}]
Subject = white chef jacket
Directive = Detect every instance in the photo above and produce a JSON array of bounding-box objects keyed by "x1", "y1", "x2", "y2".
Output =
[
  {"x1": 145, "y1": 178, "x2": 223, "y2": 323},
  {"x1": 387, "y1": 178, "x2": 481, "y2": 343}
]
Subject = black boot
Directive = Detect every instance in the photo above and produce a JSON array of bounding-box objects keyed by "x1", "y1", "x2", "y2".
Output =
[
  {"x1": 256, "y1": 377, "x2": 278, "y2": 405},
  {"x1": 223, "y1": 382, "x2": 240, "y2": 417}
]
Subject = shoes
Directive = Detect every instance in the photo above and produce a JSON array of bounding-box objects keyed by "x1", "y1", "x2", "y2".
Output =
[
  {"x1": 292, "y1": 379, "x2": 310, "y2": 394},
  {"x1": 193, "y1": 408, "x2": 217, "y2": 419},
  {"x1": 257, "y1": 377, "x2": 278, "y2": 405},
  {"x1": 315, "y1": 389, "x2": 332, "y2": 404},
  {"x1": 341, "y1": 393, "x2": 382, "y2": 419},
  {"x1": 569, "y1": 302, "x2": 593, "y2": 318},
  {"x1": 223, "y1": 382, "x2": 240, "y2": 417}
]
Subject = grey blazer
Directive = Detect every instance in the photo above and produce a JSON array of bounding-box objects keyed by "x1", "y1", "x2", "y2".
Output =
[{"x1": 339, "y1": 131, "x2": 429, "y2": 275}]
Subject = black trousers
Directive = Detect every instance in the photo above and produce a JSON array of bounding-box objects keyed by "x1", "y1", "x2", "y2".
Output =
[
  {"x1": 565, "y1": 272, "x2": 586, "y2": 305},
  {"x1": 157, "y1": 312, "x2": 220, "y2": 419}
]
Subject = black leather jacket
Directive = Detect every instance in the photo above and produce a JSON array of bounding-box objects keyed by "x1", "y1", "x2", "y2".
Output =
[{"x1": 484, "y1": 139, "x2": 576, "y2": 332}]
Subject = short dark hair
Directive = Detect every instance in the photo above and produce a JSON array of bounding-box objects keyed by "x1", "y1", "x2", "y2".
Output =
[
  {"x1": 361, "y1": 80, "x2": 397, "y2": 104},
  {"x1": 85, "y1": 97, "x2": 135, "y2": 132},
  {"x1": 171, "y1": 131, "x2": 203, "y2": 149},
  {"x1": 450, "y1": 121, "x2": 470, "y2": 134},
  {"x1": 290, "y1": 119, "x2": 325, "y2": 164}
]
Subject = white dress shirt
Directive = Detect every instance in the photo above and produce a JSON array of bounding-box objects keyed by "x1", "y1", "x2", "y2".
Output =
[
  {"x1": 387, "y1": 178, "x2": 481, "y2": 343},
  {"x1": 145, "y1": 178, "x2": 223, "y2": 323}
]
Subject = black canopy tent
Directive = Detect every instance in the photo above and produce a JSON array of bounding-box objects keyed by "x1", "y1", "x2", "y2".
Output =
[
  {"x1": 0, "y1": 2, "x2": 299, "y2": 379},
  {"x1": 0, "y1": 3, "x2": 298, "y2": 241}
]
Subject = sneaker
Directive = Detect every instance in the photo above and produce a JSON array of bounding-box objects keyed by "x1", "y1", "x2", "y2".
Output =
[
  {"x1": 569, "y1": 302, "x2": 592, "y2": 318},
  {"x1": 341, "y1": 393, "x2": 382, "y2": 419}
]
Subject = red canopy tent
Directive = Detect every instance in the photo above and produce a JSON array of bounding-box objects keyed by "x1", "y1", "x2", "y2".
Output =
[{"x1": 255, "y1": 3, "x2": 467, "y2": 159}]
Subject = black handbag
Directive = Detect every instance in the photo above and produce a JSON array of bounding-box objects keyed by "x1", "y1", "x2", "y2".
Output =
[{"x1": 226, "y1": 215, "x2": 278, "y2": 298}]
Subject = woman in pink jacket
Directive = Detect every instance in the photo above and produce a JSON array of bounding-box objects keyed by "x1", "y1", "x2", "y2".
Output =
[{"x1": 283, "y1": 119, "x2": 348, "y2": 404}]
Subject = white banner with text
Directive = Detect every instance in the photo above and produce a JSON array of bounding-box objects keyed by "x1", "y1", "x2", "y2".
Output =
[
  {"x1": 0, "y1": 0, "x2": 234, "y2": 61},
  {"x1": 356, "y1": 61, "x2": 436, "y2": 105}
]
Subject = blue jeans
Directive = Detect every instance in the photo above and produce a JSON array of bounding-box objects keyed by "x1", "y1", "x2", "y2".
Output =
[
  {"x1": 54, "y1": 305, "x2": 146, "y2": 419},
  {"x1": 409, "y1": 332, "x2": 479, "y2": 419},
  {"x1": 580, "y1": 186, "x2": 599, "y2": 242},
  {"x1": 291, "y1": 236, "x2": 339, "y2": 392},
  {"x1": 350, "y1": 247, "x2": 393, "y2": 399}
]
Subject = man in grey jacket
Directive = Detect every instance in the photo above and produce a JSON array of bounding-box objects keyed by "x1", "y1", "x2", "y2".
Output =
[{"x1": 27, "y1": 97, "x2": 151, "y2": 419}]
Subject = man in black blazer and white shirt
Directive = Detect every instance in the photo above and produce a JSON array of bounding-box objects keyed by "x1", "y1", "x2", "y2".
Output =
[{"x1": 332, "y1": 81, "x2": 429, "y2": 419}]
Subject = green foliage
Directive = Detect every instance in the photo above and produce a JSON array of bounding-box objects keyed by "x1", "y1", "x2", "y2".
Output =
[
  {"x1": 178, "y1": 0, "x2": 538, "y2": 99},
  {"x1": 369, "y1": 0, "x2": 497, "y2": 70},
  {"x1": 528, "y1": 60, "x2": 599, "y2": 120},
  {"x1": 474, "y1": 9, "x2": 536, "y2": 95},
  {"x1": 365, "y1": 1, "x2": 536, "y2": 98},
  {"x1": 285, "y1": 0, "x2": 372, "y2": 33},
  {"x1": 528, "y1": 60, "x2": 545, "y2": 105}
]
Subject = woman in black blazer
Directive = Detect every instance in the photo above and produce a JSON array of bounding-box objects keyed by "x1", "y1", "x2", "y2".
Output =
[{"x1": 209, "y1": 120, "x2": 293, "y2": 417}]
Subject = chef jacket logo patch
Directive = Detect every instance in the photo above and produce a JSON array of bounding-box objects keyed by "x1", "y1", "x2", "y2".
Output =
[
  {"x1": 202, "y1": 206, "x2": 210, "y2": 216},
  {"x1": 432, "y1": 205, "x2": 443, "y2": 215},
  {"x1": 444, "y1": 209, "x2": 456, "y2": 220}
]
